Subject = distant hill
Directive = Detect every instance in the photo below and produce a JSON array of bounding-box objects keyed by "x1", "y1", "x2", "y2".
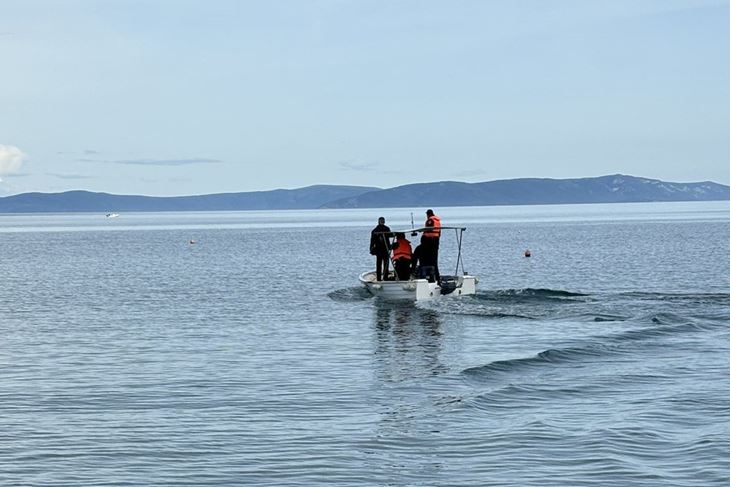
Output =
[
  {"x1": 321, "y1": 175, "x2": 730, "y2": 208},
  {"x1": 1, "y1": 175, "x2": 728, "y2": 213},
  {"x1": 0, "y1": 185, "x2": 379, "y2": 213}
]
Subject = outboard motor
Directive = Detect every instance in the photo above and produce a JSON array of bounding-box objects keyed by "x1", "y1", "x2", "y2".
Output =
[{"x1": 439, "y1": 275, "x2": 459, "y2": 295}]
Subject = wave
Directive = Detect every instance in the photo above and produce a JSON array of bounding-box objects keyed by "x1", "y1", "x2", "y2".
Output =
[
  {"x1": 474, "y1": 288, "x2": 589, "y2": 303},
  {"x1": 463, "y1": 342, "x2": 617, "y2": 383},
  {"x1": 455, "y1": 311, "x2": 536, "y2": 320},
  {"x1": 591, "y1": 314, "x2": 629, "y2": 322},
  {"x1": 619, "y1": 292, "x2": 730, "y2": 305},
  {"x1": 642, "y1": 311, "x2": 690, "y2": 326},
  {"x1": 420, "y1": 299, "x2": 536, "y2": 320},
  {"x1": 434, "y1": 288, "x2": 730, "y2": 324},
  {"x1": 462, "y1": 316, "x2": 720, "y2": 384},
  {"x1": 327, "y1": 286, "x2": 373, "y2": 302},
  {"x1": 430, "y1": 288, "x2": 591, "y2": 321},
  {"x1": 618, "y1": 318, "x2": 717, "y2": 341}
]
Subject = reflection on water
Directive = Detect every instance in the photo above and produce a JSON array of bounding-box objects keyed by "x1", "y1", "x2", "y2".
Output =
[
  {"x1": 368, "y1": 303, "x2": 447, "y2": 482},
  {"x1": 372, "y1": 302, "x2": 446, "y2": 382}
]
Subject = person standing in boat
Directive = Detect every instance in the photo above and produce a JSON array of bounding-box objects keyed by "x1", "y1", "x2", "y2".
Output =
[
  {"x1": 422, "y1": 209, "x2": 441, "y2": 280},
  {"x1": 370, "y1": 216, "x2": 391, "y2": 281},
  {"x1": 391, "y1": 232, "x2": 413, "y2": 280},
  {"x1": 411, "y1": 242, "x2": 437, "y2": 282}
]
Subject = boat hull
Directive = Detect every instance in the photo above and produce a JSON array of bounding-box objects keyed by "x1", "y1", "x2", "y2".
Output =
[{"x1": 359, "y1": 271, "x2": 477, "y2": 301}]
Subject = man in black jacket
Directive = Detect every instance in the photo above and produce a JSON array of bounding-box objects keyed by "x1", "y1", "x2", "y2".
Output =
[{"x1": 369, "y1": 217, "x2": 391, "y2": 281}]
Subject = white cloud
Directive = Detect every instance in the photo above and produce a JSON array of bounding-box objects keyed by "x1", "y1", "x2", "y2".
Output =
[
  {"x1": 78, "y1": 157, "x2": 222, "y2": 166},
  {"x1": 0, "y1": 145, "x2": 27, "y2": 175}
]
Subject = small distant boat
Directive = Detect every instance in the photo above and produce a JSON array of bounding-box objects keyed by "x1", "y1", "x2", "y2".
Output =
[
  {"x1": 360, "y1": 225, "x2": 478, "y2": 301},
  {"x1": 105, "y1": 213, "x2": 120, "y2": 218}
]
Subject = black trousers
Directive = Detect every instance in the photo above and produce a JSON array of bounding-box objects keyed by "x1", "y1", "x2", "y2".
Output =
[
  {"x1": 417, "y1": 265, "x2": 436, "y2": 282},
  {"x1": 394, "y1": 259, "x2": 412, "y2": 280},
  {"x1": 376, "y1": 253, "x2": 390, "y2": 281},
  {"x1": 422, "y1": 237, "x2": 440, "y2": 280}
]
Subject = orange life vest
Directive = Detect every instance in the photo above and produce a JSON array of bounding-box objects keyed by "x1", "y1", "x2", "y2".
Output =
[
  {"x1": 392, "y1": 239, "x2": 412, "y2": 260},
  {"x1": 423, "y1": 214, "x2": 441, "y2": 238}
]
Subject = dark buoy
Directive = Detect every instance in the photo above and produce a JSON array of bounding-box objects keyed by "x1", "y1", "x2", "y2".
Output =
[{"x1": 524, "y1": 249, "x2": 531, "y2": 257}]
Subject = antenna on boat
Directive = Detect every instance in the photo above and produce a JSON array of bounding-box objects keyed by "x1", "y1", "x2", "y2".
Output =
[
  {"x1": 410, "y1": 212, "x2": 417, "y2": 236},
  {"x1": 455, "y1": 228, "x2": 467, "y2": 276}
]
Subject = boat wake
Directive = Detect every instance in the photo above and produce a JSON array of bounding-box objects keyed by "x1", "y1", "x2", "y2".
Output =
[
  {"x1": 462, "y1": 314, "x2": 723, "y2": 386},
  {"x1": 619, "y1": 291, "x2": 730, "y2": 305},
  {"x1": 426, "y1": 289, "x2": 730, "y2": 323},
  {"x1": 474, "y1": 288, "x2": 589, "y2": 302},
  {"x1": 418, "y1": 287, "x2": 591, "y2": 320},
  {"x1": 327, "y1": 286, "x2": 373, "y2": 302}
]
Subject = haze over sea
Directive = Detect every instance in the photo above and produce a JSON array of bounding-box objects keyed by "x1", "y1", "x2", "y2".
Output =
[{"x1": 1, "y1": 201, "x2": 729, "y2": 486}]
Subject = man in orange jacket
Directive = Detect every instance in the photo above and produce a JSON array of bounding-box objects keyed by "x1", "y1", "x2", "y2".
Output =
[
  {"x1": 422, "y1": 209, "x2": 441, "y2": 280},
  {"x1": 391, "y1": 232, "x2": 413, "y2": 280}
]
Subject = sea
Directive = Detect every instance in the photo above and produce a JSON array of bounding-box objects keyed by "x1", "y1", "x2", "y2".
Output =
[{"x1": 1, "y1": 201, "x2": 729, "y2": 486}]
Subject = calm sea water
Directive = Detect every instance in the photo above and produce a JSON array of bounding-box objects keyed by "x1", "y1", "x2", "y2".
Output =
[{"x1": 1, "y1": 202, "x2": 729, "y2": 486}]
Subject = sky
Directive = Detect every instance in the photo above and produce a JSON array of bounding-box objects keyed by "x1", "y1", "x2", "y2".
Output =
[{"x1": 1, "y1": 0, "x2": 729, "y2": 196}]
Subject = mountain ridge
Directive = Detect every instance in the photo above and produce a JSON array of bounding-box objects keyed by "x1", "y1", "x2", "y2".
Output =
[
  {"x1": 1, "y1": 175, "x2": 728, "y2": 213},
  {"x1": 321, "y1": 174, "x2": 730, "y2": 208}
]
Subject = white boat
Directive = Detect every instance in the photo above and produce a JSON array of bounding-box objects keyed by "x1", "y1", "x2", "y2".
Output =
[
  {"x1": 105, "y1": 213, "x2": 120, "y2": 218},
  {"x1": 359, "y1": 270, "x2": 477, "y2": 301},
  {"x1": 360, "y1": 225, "x2": 478, "y2": 301}
]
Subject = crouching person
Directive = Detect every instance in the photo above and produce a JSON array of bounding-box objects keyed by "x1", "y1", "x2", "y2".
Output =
[{"x1": 391, "y1": 232, "x2": 413, "y2": 280}]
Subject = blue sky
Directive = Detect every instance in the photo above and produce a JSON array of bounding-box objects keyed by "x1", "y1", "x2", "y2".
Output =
[{"x1": 1, "y1": 0, "x2": 728, "y2": 196}]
